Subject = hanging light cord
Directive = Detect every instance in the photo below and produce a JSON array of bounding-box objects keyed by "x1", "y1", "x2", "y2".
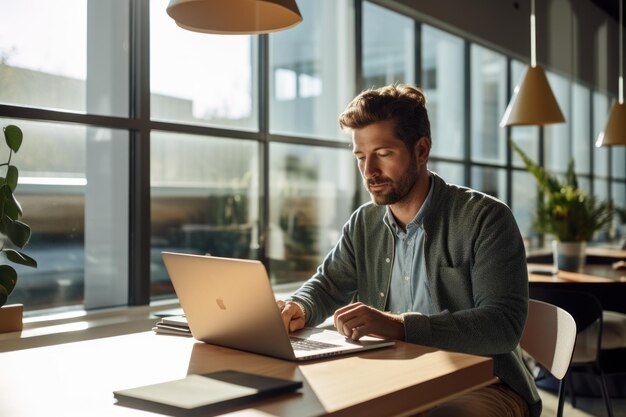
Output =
[
  {"x1": 530, "y1": 0, "x2": 537, "y2": 67},
  {"x1": 619, "y1": 0, "x2": 624, "y2": 104}
]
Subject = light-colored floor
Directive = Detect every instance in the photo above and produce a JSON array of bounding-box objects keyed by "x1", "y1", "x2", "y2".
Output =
[{"x1": 538, "y1": 388, "x2": 626, "y2": 417}]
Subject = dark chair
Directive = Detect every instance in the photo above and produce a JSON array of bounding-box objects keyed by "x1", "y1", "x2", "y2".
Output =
[{"x1": 528, "y1": 287, "x2": 615, "y2": 417}]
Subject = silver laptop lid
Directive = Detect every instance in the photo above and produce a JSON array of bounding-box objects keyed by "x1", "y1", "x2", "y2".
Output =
[{"x1": 161, "y1": 252, "x2": 296, "y2": 360}]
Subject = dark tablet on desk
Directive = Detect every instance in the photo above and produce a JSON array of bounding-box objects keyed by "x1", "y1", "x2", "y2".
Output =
[{"x1": 113, "y1": 370, "x2": 302, "y2": 416}]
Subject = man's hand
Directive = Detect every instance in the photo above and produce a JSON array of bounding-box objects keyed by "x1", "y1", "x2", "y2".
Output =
[
  {"x1": 333, "y1": 302, "x2": 405, "y2": 341},
  {"x1": 277, "y1": 300, "x2": 306, "y2": 333}
]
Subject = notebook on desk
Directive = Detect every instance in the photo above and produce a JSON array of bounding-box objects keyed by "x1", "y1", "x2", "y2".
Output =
[{"x1": 161, "y1": 251, "x2": 395, "y2": 361}]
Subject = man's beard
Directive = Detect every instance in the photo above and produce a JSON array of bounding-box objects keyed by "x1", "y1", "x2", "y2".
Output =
[{"x1": 364, "y1": 159, "x2": 419, "y2": 206}]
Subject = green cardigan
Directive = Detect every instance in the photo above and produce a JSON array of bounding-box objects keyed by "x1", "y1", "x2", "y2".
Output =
[{"x1": 289, "y1": 172, "x2": 541, "y2": 417}]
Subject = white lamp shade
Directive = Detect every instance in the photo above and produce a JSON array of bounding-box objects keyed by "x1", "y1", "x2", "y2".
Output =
[
  {"x1": 166, "y1": 0, "x2": 303, "y2": 34},
  {"x1": 500, "y1": 66, "x2": 566, "y2": 127},
  {"x1": 596, "y1": 101, "x2": 626, "y2": 146}
]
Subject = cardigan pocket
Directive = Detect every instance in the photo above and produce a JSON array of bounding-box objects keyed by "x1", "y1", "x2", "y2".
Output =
[{"x1": 436, "y1": 265, "x2": 473, "y2": 310}]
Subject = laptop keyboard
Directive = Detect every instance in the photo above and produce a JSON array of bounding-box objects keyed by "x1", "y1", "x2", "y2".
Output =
[{"x1": 290, "y1": 336, "x2": 341, "y2": 351}]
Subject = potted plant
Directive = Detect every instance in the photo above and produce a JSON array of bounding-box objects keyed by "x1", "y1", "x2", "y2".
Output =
[
  {"x1": 0, "y1": 124, "x2": 37, "y2": 333},
  {"x1": 511, "y1": 140, "x2": 613, "y2": 272}
]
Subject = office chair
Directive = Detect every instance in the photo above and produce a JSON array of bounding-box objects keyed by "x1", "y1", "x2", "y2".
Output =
[
  {"x1": 521, "y1": 298, "x2": 577, "y2": 417},
  {"x1": 528, "y1": 288, "x2": 615, "y2": 417}
]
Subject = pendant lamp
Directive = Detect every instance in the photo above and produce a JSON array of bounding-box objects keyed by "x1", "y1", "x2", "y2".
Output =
[
  {"x1": 166, "y1": 0, "x2": 303, "y2": 35},
  {"x1": 596, "y1": 0, "x2": 626, "y2": 147},
  {"x1": 500, "y1": 0, "x2": 565, "y2": 127}
]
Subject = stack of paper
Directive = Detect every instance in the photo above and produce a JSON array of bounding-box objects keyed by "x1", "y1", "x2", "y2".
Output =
[{"x1": 153, "y1": 315, "x2": 192, "y2": 337}]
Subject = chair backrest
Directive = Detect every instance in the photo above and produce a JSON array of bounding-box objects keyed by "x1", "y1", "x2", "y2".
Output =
[{"x1": 520, "y1": 298, "x2": 577, "y2": 380}]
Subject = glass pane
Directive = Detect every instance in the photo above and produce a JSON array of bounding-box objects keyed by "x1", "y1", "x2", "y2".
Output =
[
  {"x1": 572, "y1": 83, "x2": 591, "y2": 175},
  {"x1": 594, "y1": 178, "x2": 609, "y2": 201},
  {"x1": 269, "y1": 0, "x2": 355, "y2": 140},
  {"x1": 593, "y1": 92, "x2": 611, "y2": 178},
  {"x1": 428, "y1": 161, "x2": 465, "y2": 186},
  {"x1": 422, "y1": 25, "x2": 465, "y2": 160},
  {"x1": 612, "y1": 147, "x2": 625, "y2": 179},
  {"x1": 3, "y1": 119, "x2": 129, "y2": 312},
  {"x1": 510, "y1": 61, "x2": 539, "y2": 168},
  {"x1": 150, "y1": 132, "x2": 260, "y2": 299},
  {"x1": 471, "y1": 166, "x2": 506, "y2": 201},
  {"x1": 512, "y1": 170, "x2": 538, "y2": 248},
  {"x1": 150, "y1": 0, "x2": 258, "y2": 130},
  {"x1": 613, "y1": 181, "x2": 626, "y2": 241},
  {"x1": 0, "y1": 1, "x2": 130, "y2": 117},
  {"x1": 544, "y1": 71, "x2": 571, "y2": 173},
  {"x1": 577, "y1": 177, "x2": 591, "y2": 194},
  {"x1": 269, "y1": 143, "x2": 357, "y2": 284},
  {"x1": 470, "y1": 45, "x2": 507, "y2": 164},
  {"x1": 363, "y1": 2, "x2": 414, "y2": 88}
]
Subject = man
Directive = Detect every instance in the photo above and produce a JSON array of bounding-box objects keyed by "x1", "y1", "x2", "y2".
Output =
[{"x1": 278, "y1": 84, "x2": 540, "y2": 417}]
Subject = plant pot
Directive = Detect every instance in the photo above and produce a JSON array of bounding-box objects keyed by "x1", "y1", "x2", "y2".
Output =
[
  {"x1": 552, "y1": 240, "x2": 586, "y2": 273},
  {"x1": 0, "y1": 303, "x2": 24, "y2": 333}
]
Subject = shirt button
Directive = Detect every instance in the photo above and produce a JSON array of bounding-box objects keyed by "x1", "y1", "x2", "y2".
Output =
[
  {"x1": 404, "y1": 275, "x2": 410, "y2": 281},
  {"x1": 407, "y1": 239, "x2": 413, "y2": 246},
  {"x1": 379, "y1": 292, "x2": 385, "y2": 297},
  {"x1": 385, "y1": 258, "x2": 391, "y2": 263}
]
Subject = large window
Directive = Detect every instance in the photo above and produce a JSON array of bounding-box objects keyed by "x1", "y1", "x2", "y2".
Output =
[
  {"x1": 0, "y1": 1, "x2": 129, "y2": 117},
  {"x1": 2, "y1": 119, "x2": 129, "y2": 310},
  {"x1": 544, "y1": 71, "x2": 572, "y2": 174},
  {"x1": 362, "y1": 2, "x2": 415, "y2": 88},
  {"x1": 1, "y1": 1, "x2": 131, "y2": 312},
  {"x1": 470, "y1": 45, "x2": 507, "y2": 166},
  {"x1": 150, "y1": 133, "x2": 260, "y2": 297},
  {"x1": 422, "y1": 25, "x2": 465, "y2": 161},
  {"x1": 572, "y1": 83, "x2": 591, "y2": 176},
  {"x1": 269, "y1": 0, "x2": 355, "y2": 140},
  {"x1": 1, "y1": 0, "x2": 624, "y2": 314},
  {"x1": 268, "y1": 144, "x2": 358, "y2": 284},
  {"x1": 150, "y1": 1, "x2": 258, "y2": 130}
]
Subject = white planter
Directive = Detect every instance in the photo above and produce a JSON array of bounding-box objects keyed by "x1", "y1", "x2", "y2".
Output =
[{"x1": 552, "y1": 240, "x2": 586, "y2": 273}]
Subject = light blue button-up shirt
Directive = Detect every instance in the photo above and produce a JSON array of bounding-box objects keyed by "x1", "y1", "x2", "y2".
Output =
[{"x1": 384, "y1": 179, "x2": 434, "y2": 315}]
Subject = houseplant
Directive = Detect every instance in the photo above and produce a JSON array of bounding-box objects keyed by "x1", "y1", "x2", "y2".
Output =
[
  {"x1": 510, "y1": 140, "x2": 613, "y2": 272},
  {"x1": 0, "y1": 124, "x2": 37, "y2": 332}
]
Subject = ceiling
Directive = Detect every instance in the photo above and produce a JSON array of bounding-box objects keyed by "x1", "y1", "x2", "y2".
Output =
[{"x1": 590, "y1": 0, "x2": 623, "y2": 25}]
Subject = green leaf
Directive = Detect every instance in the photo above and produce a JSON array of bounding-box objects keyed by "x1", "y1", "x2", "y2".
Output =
[
  {"x1": 4, "y1": 217, "x2": 31, "y2": 248},
  {"x1": 4, "y1": 125, "x2": 23, "y2": 153},
  {"x1": 0, "y1": 265, "x2": 18, "y2": 298},
  {"x1": 1, "y1": 185, "x2": 22, "y2": 219},
  {"x1": 6, "y1": 166, "x2": 18, "y2": 192},
  {"x1": 4, "y1": 249, "x2": 37, "y2": 268},
  {"x1": 565, "y1": 159, "x2": 578, "y2": 189}
]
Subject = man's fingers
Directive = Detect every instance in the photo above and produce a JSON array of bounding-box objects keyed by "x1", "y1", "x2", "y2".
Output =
[
  {"x1": 277, "y1": 301, "x2": 306, "y2": 333},
  {"x1": 333, "y1": 302, "x2": 364, "y2": 331},
  {"x1": 334, "y1": 305, "x2": 369, "y2": 338}
]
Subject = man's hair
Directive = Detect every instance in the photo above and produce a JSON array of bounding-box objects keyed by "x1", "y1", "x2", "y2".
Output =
[{"x1": 338, "y1": 84, "x2": 431, "y2": 149}]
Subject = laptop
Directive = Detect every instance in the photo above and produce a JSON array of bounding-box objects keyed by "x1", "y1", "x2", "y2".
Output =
[{"x1": 161, "y1": 252, "x2": 395, "y2": 361}]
